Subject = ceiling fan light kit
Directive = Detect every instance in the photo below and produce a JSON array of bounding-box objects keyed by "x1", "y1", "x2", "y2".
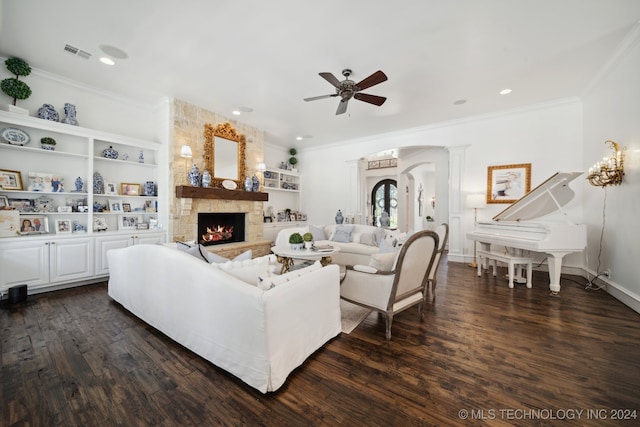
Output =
[{"x1": 304, "y1": 68, "x2": 388, "y2": 115}]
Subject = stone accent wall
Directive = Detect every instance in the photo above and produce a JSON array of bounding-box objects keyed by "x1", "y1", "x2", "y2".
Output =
[{"x1": 169, "y1": 99, "x2": 266, "y2": 245}]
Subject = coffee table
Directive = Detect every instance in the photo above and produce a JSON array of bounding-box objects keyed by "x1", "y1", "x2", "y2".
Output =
[{"x1": 270, "y1": 245, "x2": 341, "y2": 274}]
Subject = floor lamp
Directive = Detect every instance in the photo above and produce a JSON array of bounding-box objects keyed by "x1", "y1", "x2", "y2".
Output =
[{"x1": 466, "y1": 193, "x2": 486, "y2": 268}]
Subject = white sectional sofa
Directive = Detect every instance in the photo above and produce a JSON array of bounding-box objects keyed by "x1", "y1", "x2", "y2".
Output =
[
  {"x1": 107, "y1": 244, "x2": 342, "y2": 393},
  {"x1": 275, "y1": 224, "x2": 400, "y2": 266}
]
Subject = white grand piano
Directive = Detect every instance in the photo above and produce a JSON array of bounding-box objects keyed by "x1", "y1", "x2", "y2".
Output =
[{"x1": 467, "y1": 172, "x2": 586, "y2": 294}]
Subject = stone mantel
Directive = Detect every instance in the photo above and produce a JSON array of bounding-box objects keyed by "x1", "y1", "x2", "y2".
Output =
[{"x1": 175, "y1": 186, "x2": 269, "y2": 201}]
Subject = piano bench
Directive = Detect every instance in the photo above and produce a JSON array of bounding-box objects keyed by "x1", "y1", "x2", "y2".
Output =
[{"x1": 476, "y1": 249, "x2": 533, "y2": 289}]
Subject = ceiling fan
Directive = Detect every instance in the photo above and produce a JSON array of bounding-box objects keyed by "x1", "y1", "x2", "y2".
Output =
[{"x1": 304, "y1": 69, "x2": 388, "y2": 115}]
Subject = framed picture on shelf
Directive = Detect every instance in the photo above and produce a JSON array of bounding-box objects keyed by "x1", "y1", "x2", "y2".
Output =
[
  {"x1": 0, "y1": 195, "x2": 8, "y2": 208},
  {"x1": 0, "y1": 169, "x2": 24, "y2": 190},
  {"x1": 149, "y1": 218, "x2": 159, "y2": 229},
  {"x1": 136, "y1": 222, "x2": 149, "y2": 230},
  {"x1": 105, "y1": 180, "x2": 118, "y2": 195},
  {"x1": 486, "y1": 163, "x2": 531, "y2": 204},
  {"x1": 27, "y1": 172, "x2": 65, "y2": 193},
  {"x1": 7, "y1": 198, "x2": 33, "y2": 212},
  {"x1": 19, "y1": 214, "x2": 48, "y2": 234},
  {"x1": 55, "y1": 219, "x2": 72, "y2": 234},
  {"x1": 0, "y1": 210, "x2": 20, "y2": 237},
  {"x1": 119, "y1": 215, "x2": 140, "y2": 230},
  {"x1": 108, "y1": 199, "x2": 124, "y2": 213},
  {"x1": 122, "y1": 203, "x2": 131, "y2": 212},
  {"x1": 121, "y1": 183, "x2": 141, "y2": 196}
]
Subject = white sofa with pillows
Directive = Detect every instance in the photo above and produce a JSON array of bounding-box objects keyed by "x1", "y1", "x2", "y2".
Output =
[
  {"x1": 107, "y1": 243, "x2": 342, "y2": 393},
  {"x1": 274, "y1": 224, "x2": 400, "y2": 267}
]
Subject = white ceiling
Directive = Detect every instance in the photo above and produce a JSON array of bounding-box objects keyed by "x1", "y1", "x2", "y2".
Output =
[{"x1": 1, "y1": 0, "x2": 640, "y2": 148}]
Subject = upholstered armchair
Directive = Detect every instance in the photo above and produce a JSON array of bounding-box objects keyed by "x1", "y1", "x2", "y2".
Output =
[
  {"x1": 340, "y1": 230, "x2": 439, "y2": 340},
  {"x1": 425, "y1": 223, "x2": 449, "y2": 302}
]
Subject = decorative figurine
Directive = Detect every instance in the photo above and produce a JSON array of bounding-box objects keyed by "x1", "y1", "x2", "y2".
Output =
[
  {"x1": 138, "y1": 150, "x2": 144, "y2": 163},
  {"x1": 335, "y1": 210, "x2": 344, "y2": 224},
  {"x1": 37, "y1": 104, "x2": 59, "y2": 121},
  {"x1": 61, "y1": 103, "x2": 79, "y2": 126},
  {"x1": 74, "y1": 177, "x2": 83, "y2": 192},
  {"x1": 188, "y1": 164, "x2": 201, "y2": 187},
  {"x1": 202, "y1": 170, "x2": 211, "y2": 188}
]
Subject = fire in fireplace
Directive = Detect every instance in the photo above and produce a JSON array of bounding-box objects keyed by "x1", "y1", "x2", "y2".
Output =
[{"x1": 198, "y1": 213, "x2": 245, "y2": 246}]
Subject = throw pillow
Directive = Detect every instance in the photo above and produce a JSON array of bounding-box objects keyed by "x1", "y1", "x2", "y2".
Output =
[
  {"x1": 378, "y1": 237, "x2": 396, "y2": 253},
  {"x1": 309, "y1": 224, "x2": 326, "y2": 241},
  {"x1": 258, "y1": 261, "x2": 322, "y2": 290},
  {"x1": 359, "y1": 232, "x2": 377, "y2": 246},
  {"x1": 176, "y1": 242, "x2": 210, "y2": 263},
  {"x1": 369, "y1": 252, "x2": 398, "y2": 271},
  {"x1": 211, "y1": 256, "x2": 269, "y2": 285},
  {"x1": 331, "y1": 224, "x2": 355, "y2": 243},
  {"x1": 373, "y1": 228, "x2": 385, "y2": 246}
]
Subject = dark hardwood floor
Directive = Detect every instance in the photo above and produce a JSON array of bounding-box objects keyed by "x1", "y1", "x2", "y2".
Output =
[{"x1": 2, "y1": 259, "x2": 640, "y2": 426}]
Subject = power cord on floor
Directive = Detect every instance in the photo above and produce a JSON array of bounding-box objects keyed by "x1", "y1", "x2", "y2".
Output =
[{"x1": 584, "y1": 187, "x2": 609, "y2": 291}]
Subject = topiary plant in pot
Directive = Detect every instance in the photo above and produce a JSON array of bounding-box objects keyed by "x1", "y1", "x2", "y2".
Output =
[
  {"x1": 1, "y1": 58, "x2": 32, "y2": 112},
  {"x1": 40, "y1": 137, "x2": 57, "y2": 151},
  {"x1": 289, "y1": 232, "x2": 304, "y2": 250},
  {"x1": 303, "y1": 232, "x2": 314, "y2": 249},
  {"x1": 288, "y1": 148, "x2": 298, "y2": 170}
]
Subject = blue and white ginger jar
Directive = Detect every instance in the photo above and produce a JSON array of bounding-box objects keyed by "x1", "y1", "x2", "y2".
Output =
[{"x1": 102, "y1": 146, "x2": 118, "y2": 159}]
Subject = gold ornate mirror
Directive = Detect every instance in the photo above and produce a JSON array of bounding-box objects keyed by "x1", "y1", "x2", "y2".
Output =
[{"x1": 203, "y1": 122, "x2": 246, "y2": 188}]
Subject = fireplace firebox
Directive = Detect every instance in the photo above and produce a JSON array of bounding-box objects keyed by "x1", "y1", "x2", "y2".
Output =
[{"x1": 198, "y1": 213, "x2": 245, "y2": 246}]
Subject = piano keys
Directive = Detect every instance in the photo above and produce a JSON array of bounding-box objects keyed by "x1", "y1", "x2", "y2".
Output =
[{"x1": 467, "y1": 172, "x2": 587, "y2": 294}]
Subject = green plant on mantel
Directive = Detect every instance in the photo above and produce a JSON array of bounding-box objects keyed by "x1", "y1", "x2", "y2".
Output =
[{"x1": 1, "y1": 57, "x2": 32, "y2": 106}]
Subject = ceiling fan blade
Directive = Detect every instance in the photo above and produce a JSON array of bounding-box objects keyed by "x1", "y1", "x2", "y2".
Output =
[
  {"x1": 304, "y1": 94, "x2": 338, "y2": 102},
  {"x1": 354, "y1": 93, "x2": 387, "y2": 106},
  {"x1": 355, "y1": 70, "x2": 388, "y2": 91},
  {"x1": 336, "y1": 99, "x2": 349, "y2": 115},
  {"x1": 319, "y1": 72, "x2": 342, "y2": 88}
]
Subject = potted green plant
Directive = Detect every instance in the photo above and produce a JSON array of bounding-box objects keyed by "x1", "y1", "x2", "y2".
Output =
[
  {"x1": 1, "y1": 57, "x2": 32, "y2": 114},
  {"x1": 40, "y1": 137, "x2": 57, "y2": 151},
  {"x1": 303, "y1": 232, "x2": 314, "y2": 249},
  {"x1": 288, "y1": 148, "x2": 298, "y2": 172},
  {"x1": 289, "y1": 232, "x2": 304, "y2": 250}
]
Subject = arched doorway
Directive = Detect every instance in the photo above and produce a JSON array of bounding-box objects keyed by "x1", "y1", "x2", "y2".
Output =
[{"x1": 372, "y1": 179, "x2": 398, "y2": 228}]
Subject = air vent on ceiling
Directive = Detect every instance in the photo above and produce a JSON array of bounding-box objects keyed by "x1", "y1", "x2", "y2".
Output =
[{"x1": 64, "y1": 44, "x2": 92, "y2": 60}]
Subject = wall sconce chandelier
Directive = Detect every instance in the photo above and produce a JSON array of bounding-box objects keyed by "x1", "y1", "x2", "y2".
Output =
[{"x1": 587, "y1": 140, "x2": 625, "y2": 188}]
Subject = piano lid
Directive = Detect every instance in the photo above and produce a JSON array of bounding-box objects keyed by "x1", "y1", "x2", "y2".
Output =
[{"x1": 493, "y1": 172, "x2": 583, "y2": 222}]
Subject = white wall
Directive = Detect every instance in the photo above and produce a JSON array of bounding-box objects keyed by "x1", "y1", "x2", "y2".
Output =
[
  {"x1": 300, "y1": 100, "x2": 584, "y2": 267},
  {"x1": 582, "y1": 27, "x2": 640, "y2": 312}
]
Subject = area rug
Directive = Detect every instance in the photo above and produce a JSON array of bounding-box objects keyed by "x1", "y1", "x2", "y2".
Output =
[{"x1": 340, "y1": 300, "x2": 372, "y2": 334}]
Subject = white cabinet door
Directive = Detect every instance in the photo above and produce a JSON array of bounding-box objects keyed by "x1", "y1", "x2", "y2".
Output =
[
  {"x1": 49, "y1": 238, "x2": 94, "y2": 283},
  {"x1": 0, "y1": 240, "x2": 49, "y2": 288},
  {"x1": 94, "y1": 235, "x2": 134, "y2": 276},
  {"x1": 135, "y1": 232, "x2": 165, "y2": 246}
]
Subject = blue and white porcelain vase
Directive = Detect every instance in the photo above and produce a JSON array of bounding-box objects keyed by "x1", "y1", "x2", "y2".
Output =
[
  {"x1": 201, "y1": 170, "x2": 211, "y2": 188},
  {"x1": 102, "y1": 145, "x2": 118, "y2": 159},
  {"x1": 93, "y1": 172, "x2": 105, "y2": 194},
  {"x1": 37, "y1": 104, "x2": 59, "y2": 121},
  {"x1": 244, "y1": 176, "x2": 253, "y2": 192},
  {"x1": 335, "y1": 210, "x2": 344, "y2": 224},
  {"x1": 380, "y1": 210, "x2": 390, "y2": 227},
  {"x1": 74, "y1": 177, "x2": 83, "y2": 192},
  {"x1": 252, "y1": 174, "x2": 260, "y2": 192},
  {"x1": 61, "y1": 103, "x2": 79, "y2": 126},
  {"x1": 143, "y1": 181, "x2": 155, "y2": 196},
  {"x1": 138, "y1": 150, "x2": 145, "y2": 163},
  {"x1": 188, "y1": 164, "x2": 201, "y2": 187}
]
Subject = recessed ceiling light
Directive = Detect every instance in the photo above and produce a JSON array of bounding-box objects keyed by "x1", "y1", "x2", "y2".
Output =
[
  {"x1": 453, "y1": 99, "x2": 467, "y2": 105},
  {"x1": 296, "y1": 136, "x2": 303, "y2": 141},
  {"x1": 99, "y1": 45, "x2": 128, "y2": 59},
  {"x1": 500, "y1": 88, "x2": 512, "y2": 95},
  {"x1": 99, "y1": 57, "x2": 115, "y2": 66},
  {"x1": 232, "y1": 110, "x2": 241, "y2": 115}
]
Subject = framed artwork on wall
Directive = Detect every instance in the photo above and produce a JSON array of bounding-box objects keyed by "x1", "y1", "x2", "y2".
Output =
[{"x1": 486, "y1": 163, "x2": 531, "y2": 204}]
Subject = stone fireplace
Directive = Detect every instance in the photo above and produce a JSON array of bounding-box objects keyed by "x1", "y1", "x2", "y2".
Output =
[{"x1": 198, "y1": 212, "x2": 245, "y2": 246}]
